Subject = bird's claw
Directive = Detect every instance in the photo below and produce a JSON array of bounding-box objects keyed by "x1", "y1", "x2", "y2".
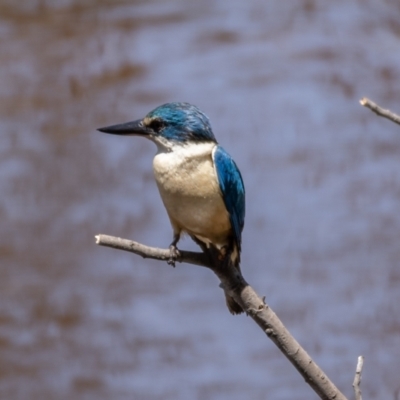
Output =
[{"x1": 168, "y1": 245, "x2": 180, "y2": 267}]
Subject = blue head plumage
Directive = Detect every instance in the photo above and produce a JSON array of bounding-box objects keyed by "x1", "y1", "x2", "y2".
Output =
[
  {"x1": 145, "y1": 102, "x2": 217, "y2": 143},
  {"x1": 98, "y1": 102, "x2": 217, "y2": 145}
]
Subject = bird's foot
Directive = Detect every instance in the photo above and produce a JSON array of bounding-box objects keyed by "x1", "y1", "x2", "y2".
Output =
[{"x1": 168, "y1": 245, "x2": 180, "y2": 267}]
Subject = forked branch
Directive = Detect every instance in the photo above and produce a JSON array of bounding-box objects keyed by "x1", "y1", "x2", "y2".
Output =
[{"x1": 96, "y1": 234, "x2": 349, "y2": 400}]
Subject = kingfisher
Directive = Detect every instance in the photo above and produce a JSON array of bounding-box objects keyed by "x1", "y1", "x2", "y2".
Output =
[{"x1": 98, "y1": 102, "x2": 245, "y2": 314}]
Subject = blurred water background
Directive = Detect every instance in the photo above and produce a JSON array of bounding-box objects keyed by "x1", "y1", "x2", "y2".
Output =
[{"x1": 1, "y1": 1, "x2": 400, "y2": 399}]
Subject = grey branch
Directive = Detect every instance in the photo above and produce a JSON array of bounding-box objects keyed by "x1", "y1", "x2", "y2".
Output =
[
  {"x1": 352, "y1": 356, "x2": 364, "y2": 400},
  {"x1": 360, "y1": 97, "x2": 400, "y2": 125},
  {"x1": 95, "y1": 233, "x2": 348, "y2": 400},
  {"x1": 95, "y1": 234, "x2": 210, "y2": 267}
]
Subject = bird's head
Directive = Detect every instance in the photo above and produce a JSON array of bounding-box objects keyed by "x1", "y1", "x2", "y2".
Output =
[{"x1": 98, "y1": 102, "x2": 217, "y2": 149}]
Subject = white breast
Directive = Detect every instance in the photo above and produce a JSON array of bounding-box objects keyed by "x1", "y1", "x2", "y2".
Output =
[{"x1": 152, "y1": 142, "x2": 231, "y2": 246}]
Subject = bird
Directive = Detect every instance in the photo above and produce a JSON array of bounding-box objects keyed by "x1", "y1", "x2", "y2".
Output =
[{"x1": 98, "y1": 102, "x2": 245, "y2": 314}]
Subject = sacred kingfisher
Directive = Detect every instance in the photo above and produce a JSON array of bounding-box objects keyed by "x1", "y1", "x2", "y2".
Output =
[{"x1": 98, "y1": 103, "x2": 245, "y2": 314}]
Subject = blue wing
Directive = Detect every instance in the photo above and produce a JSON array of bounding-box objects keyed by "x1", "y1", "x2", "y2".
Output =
[{"x1": 213, "y1": 145, "x2": 245, "y2": 251}]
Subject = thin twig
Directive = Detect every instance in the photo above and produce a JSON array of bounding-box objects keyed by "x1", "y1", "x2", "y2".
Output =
[
  {"x1": 95, "y1": 234, "x2": 210, "y2": 267},
  {"x1": 352, "y1": 355, "x2": 364, "y2": 400},
  {"x1": 95, "y1": 233, "x2": 348, "y2": 400},
  {"x1": 360, "y1": 97, "x2": 400, "y2": 125}
]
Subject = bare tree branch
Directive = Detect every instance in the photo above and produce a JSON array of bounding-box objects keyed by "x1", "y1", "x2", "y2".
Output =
[
  {"x1": 95, "y1": 234, "x2": 210, "y2": 267},
  {"x1": 360, "y1": 97, "x2": 400, "y2": 125},
  {"x1": 96, "y1": 233, "x2": 348, "y2": 400},
  {"x1": 352, "y1": 355, "x2": 364, "y2": 400}
]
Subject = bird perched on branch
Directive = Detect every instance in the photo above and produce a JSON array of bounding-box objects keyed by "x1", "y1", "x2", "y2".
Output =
[{"x1": 98, "y1": 103, "x2": 245, "y2": 314}]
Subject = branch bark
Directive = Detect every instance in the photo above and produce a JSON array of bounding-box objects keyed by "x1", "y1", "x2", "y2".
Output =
[
  {"x1": 352, "y1": 356, "x2": 364, "y2": 400},
  {"x1": 96, "y1": 234, "x2": 348, "y2": 400},
  {"x1": 360, "y1": 97, "x2": 400, "y2": 125}
]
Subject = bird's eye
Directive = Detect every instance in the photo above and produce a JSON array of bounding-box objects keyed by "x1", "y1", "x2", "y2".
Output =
[{"x1": 148, "y1": 119, "x2": 164, "y2": 132}]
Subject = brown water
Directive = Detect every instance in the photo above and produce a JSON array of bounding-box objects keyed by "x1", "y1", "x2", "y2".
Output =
[{"x1": 1, "y1": 1, "x2": 400, "y2": 399}]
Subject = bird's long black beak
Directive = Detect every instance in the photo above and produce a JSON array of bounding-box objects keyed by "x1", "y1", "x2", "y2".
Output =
[{"x1": 97, "y1": 119, "x2": 149, "y2": 136}]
